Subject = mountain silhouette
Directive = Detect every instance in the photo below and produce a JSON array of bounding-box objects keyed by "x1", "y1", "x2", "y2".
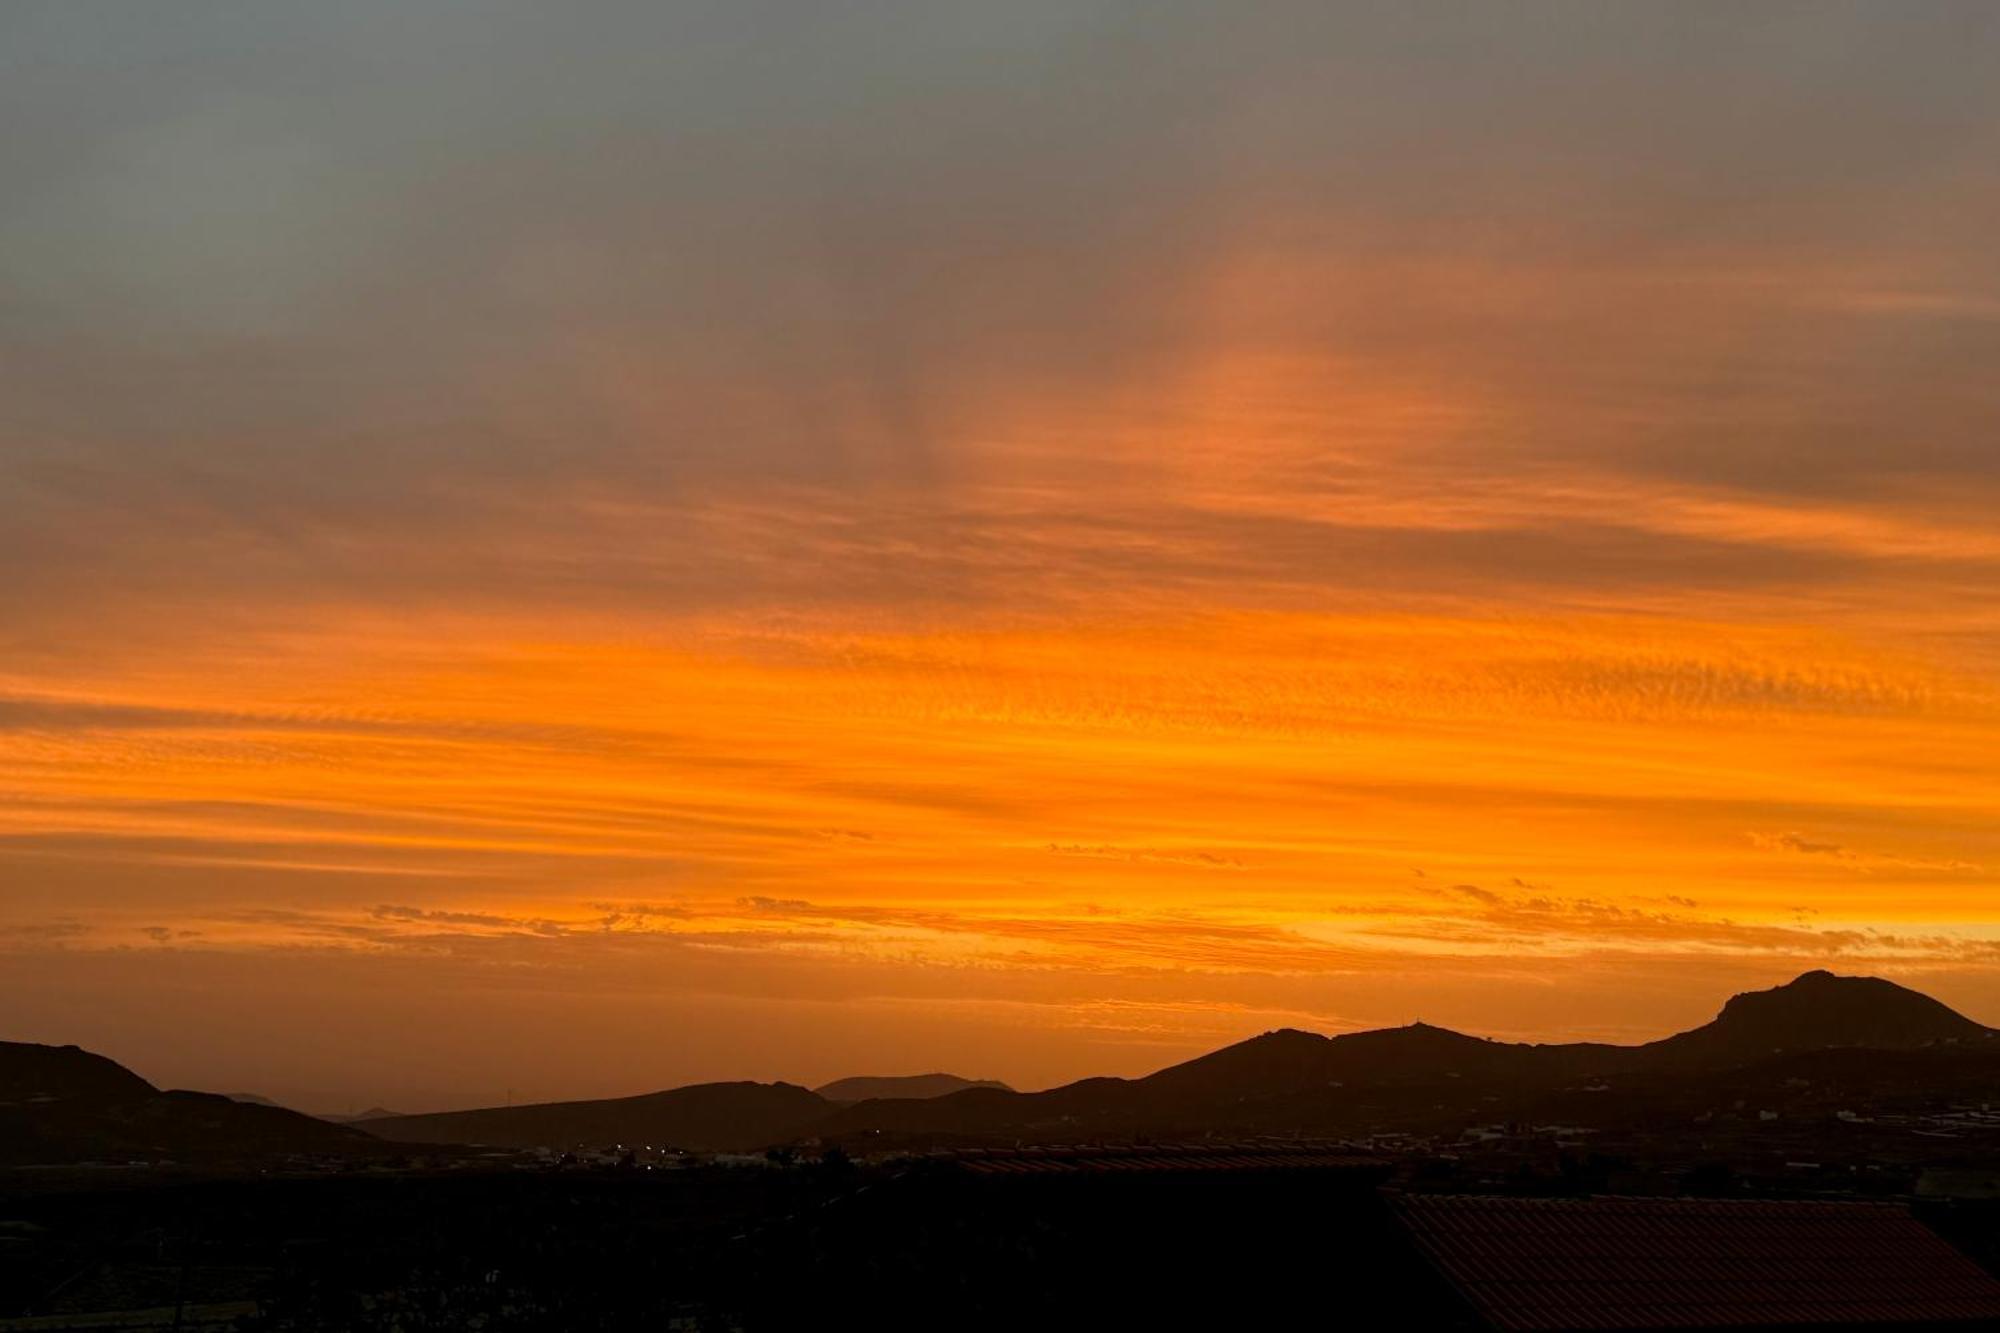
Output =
[
  {"x1": 0, "y1": 1041, "x2": 373, "y2": 1165},
  {"x1": 364, "y1": 1081, "x2": 831, "y2": 1153},
  {"x1": 813, "y1": 970, "x2": 1997, "y2": 1144},
  {"x1": 0, "y1": 1042, "x2": 154, "y2": 1104},
  {"x1": 355, "y1": 971, "x2": 2000, "y2": 1149},
  {"x1": 1639, "y1": 969, "x2": 1992, "y2": 1066},
  {"x1": 814, "y1": 1073, "x2": 1012, "y2": 1102},
  {"x1": 13, "y1": 971, "x2": 1996, "y2": 1163}
]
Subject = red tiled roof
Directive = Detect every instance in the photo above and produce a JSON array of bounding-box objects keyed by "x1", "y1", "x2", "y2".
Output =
[
  {"x1": 944, "y1": 1143, "x2": 1382, "y2": 1175},
  {"x1": 1393, "y1": 1194, "x2": 2000, "y2": 1331}
]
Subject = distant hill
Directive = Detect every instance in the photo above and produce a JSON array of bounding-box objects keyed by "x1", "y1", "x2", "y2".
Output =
[
  {"x1": 363, "y1": 1082, "x2": 830, "y2": 1153},
  {"x1": 0, "y1": 1042, "x2": 376, "y2": 1166},
  {"x1": 230, "y1": 1093, "x2": 417, "y2": 1125},
  {"x1": 814, "y1": 1074, "x2": 1011, "y2": 1103},
  {"x1": 327, "y1": 1106, "x2": 405, "y2": 1123}
]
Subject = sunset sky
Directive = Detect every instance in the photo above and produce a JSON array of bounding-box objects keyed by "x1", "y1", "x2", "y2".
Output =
[{"x1": 6, "y1": 2, "x2": 2000, "y2": 1112}]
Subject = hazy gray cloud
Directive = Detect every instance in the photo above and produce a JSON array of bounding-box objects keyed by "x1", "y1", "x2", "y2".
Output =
[{"x1": 6, "y1": 1, "x2": 2000, "y2": 642}]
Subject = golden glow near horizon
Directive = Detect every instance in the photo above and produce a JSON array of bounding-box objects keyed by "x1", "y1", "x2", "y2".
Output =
[{"x1": 5, "y1": 4, "x2": 2000, "y2": 1108}]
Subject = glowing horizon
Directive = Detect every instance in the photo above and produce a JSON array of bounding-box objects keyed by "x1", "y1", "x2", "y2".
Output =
[{"x1": 5, "y1": 2, "x2": 2000, "y2": 1112}]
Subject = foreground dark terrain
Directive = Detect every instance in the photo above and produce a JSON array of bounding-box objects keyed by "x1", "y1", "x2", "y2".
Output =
[
  {"x1": 10, "y1": 971, "x2": 2000, "y2": 1329},
  {"x1": 7, "y1": 1156, "x2": 2000, "y2": 1331},
  {"x1": 0, "y1": 1156, "x2": 1456, "y2": 1330}
]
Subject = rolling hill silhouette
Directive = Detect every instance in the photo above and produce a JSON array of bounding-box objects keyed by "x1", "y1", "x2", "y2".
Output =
[
  {"x1": 814, "y1": 1073, "x2": 1012, "y2": 1102},
  {"x1": 353, "y1": 970, "x2": 1995, "y2": 1153},
  {"x1": 364, "y1": 1081, "x2": 830, "y2": 1153},
  {"x1": 0, "y1": 1042, "x2": 374, "y2": 1165}
]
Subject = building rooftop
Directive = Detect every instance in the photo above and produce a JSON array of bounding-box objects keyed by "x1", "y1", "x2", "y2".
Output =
[{"x1": 1393, "y1": 1194, "x2": 2000, "y2": 1331}]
